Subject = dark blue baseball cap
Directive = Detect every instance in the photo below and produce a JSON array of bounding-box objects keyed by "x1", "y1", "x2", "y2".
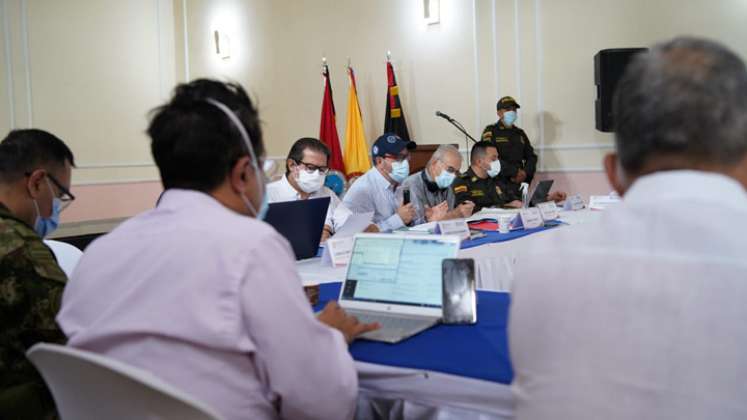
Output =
[{"x1": 371, "y1": 133, "x2": 416, "y2": 158}]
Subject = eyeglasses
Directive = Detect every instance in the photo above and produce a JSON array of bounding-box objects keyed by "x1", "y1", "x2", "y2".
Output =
[
  {"x1": 294, "y1": 160, "x2": 329, "y2": 175},
  {"x1": 439, "y1": 159, "x2": 460, "y2": 175},
  {"x1": 46, "y1": 173, "x2": 76, "y2": 211},
  {"x1": 384, "y1": 153, "x2": 410, "y2": 163}
]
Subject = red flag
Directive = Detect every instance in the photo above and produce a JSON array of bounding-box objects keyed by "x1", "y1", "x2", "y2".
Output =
[
  {"x1": 384, "y1": 60, "x2": 412, "y2": 141},
  {"x1": 319, "y1": 64, "x2": 345, "y2": 173}
]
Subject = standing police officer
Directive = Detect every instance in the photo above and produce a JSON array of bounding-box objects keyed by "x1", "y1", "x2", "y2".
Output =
[{"x1": 481, "y1": 96, "x2": 538, "y2": 200}]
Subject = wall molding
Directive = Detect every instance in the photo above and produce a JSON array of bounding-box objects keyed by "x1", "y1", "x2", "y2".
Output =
[
  {"x1": 539, "y1": 167, "x2": 604, "y2": 173},
  {"x1": 155, "y1": 0, "x2": 165, "y2": 100},
  {"x1": 471, "y1": 0, "x2": 480, "y2": 135},
  {"x1": 181, "y1": 0, "x2": 190, "y2": 81},
  {"x1": 536, "y1": 143, "x2": 614, "y2": 151},
  {"x1": 534, "y1": 0, "x2": 545, "y2": 170},
  {"x1": 491, "y1": 0, "x2": 498, "y2": 99},
  {"x1": 20, "y1": 0, "x2": 31, "y2": 126},
  {"x1": 75, "y1": 162, "x2": 156, "y2": 170},
  {"x1": 513, "y1": 0, "x2": 521, "y2": 100},
  {"x1": 73, "y1": 177, "x2": 161, "y2": 187},
  {"x1": 1, "y1": 0, "x2": 15, "y2": 129}
]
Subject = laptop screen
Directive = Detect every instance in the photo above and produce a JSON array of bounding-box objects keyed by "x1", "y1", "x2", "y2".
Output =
[{"x1": 341, "y1": 236, "x2": 458, "y2": 308}]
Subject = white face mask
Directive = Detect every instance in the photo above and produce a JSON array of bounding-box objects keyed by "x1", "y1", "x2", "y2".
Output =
[
  {"x1": 486, "y1": 159, "x2": 501, "y2": 178},
  {"x1": 295, "y1": 168, "x2": 325, "y2": 193}
]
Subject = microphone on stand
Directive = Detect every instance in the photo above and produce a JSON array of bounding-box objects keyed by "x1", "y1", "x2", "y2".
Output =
[
  {"x1": 435, "y1": 110, "x2": 454, "y2": 121},
  {"x1": 434, "y1": 110, "x2": 480, "y2": 161},
  {"x1": 434, "y1": 110, "x2": 478, "y2": 144}
]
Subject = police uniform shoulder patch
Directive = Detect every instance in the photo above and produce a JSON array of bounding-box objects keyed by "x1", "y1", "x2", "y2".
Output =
[{"x1": 454, "y1": 185, "x2": 468, "y2": 193}]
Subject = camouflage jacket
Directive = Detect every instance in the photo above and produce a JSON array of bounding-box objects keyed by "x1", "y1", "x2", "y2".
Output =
[{"x1": 0, "y1": 203, "x2": 67, "y2": 420}]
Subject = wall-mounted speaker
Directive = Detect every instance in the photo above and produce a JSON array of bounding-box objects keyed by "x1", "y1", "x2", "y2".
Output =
[{"x1": 594, "y1": 48, "x2": 647, "y2": 132}]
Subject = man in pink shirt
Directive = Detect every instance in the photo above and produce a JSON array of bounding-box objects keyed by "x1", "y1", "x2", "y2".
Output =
[{"x1": 57, "y1": 79, "x2": 377, "y2": 420}]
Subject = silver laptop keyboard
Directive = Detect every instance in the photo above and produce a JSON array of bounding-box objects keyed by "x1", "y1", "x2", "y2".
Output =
[{"x1": 351, "y1": 312, "x2": 433, "y2": 331}]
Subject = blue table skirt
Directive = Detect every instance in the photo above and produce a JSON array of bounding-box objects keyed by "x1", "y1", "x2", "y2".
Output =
[
  {"x1": 461, "y1": 219, "x2": 564, "y2": 249},
  {"x1": 315, "y1": 282, "x2": 514, "y2": 384}
]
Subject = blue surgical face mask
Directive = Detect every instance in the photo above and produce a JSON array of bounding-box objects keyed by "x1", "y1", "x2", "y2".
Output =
[
  {"x1": 502, "y1": 110, "x2": 517, "y2": 127},
  {"x1": 436, "y1": 167, "x2": 456, "y2": 189},
  {"x1": 390, "y1": 160, "x2": 410, "y2": 183},
  {"x1": 32, "y1": 179, "x2": 61, "y2": 237}
]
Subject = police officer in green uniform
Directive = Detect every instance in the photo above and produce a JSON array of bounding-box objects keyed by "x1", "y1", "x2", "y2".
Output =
[
  {"x1": 481, "y1": 96, "x2": 538, "y2": 200},
  {"x1": 0, "y1": 129, "x2": 75, "y2": 420},
  {"x1": 452, "y1": 141, "x2": 523, "y2": 212}
]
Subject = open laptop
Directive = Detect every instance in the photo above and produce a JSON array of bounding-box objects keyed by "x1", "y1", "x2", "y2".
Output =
[
  {"x1": 338, "y1": 233, "x2": 461, "y2": 343},
  {"x1": 264, "y1": 197, "x2": 330, "y2": 260},
  {"x1": 529, "y1": 179, "x2": 554, "y2": 207}
]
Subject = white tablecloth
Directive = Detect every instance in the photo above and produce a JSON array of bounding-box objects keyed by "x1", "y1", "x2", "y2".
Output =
[
  {"x1": 355, "y1": 362, "x2": 514, "y2": 420},
  {"x1": 298, "y1": 209, "x2": 599, "y2": 291}
]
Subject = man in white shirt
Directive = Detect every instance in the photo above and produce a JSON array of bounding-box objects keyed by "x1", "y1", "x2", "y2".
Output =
[
  {"x1": 57, "y1": 79, "x2": 377, "y2": 420},
  {"x1": 342, "y1": 133, "x2": 416, "y2": 231},
  {"x1": 267, "y1": 137, "x2": 354, "y2": 242},
  {"x1": 509, "y1": 37, "x2": 747, "y2": 420}
]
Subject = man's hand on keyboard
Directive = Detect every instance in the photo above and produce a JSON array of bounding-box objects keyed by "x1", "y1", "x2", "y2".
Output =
[{"x1": 317, "y1": 301, "x2": 381, "y2": 344}]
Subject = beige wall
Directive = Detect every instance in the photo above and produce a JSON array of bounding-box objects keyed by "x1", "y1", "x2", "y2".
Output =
[{"x1": 1, "y1": 0, "x2": 746, "y2": 222}]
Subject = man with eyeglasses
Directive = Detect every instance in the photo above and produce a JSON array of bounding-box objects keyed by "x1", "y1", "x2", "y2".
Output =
[
  {"x1": 0, "y1": 129, "x2": 75, "y2": 420},
  {"x1": 268, "y1": 137, "x2": 357, "y2": 242},
  {"x1": 400, "y1": 144, "x2": 475, "y2": 225},
  {"x1": 343, "y1": 133, "x2": 417, "y2": 231}
]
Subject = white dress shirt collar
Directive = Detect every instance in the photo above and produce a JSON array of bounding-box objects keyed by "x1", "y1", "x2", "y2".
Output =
[
  {"x1": 624, "y1": 170, "x2": 747, "y2": 209},
  {"x1": 371, "y1": 167, "x2": 398, "y2": 191}
]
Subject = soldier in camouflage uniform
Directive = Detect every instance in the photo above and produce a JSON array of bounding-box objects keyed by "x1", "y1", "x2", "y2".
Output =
[
  {"x1": 0, "y1": 129, "x2": 75, "y2": 420},
  {"x1": 452, "y1": 141, "x2": 523, "y2": 212}
]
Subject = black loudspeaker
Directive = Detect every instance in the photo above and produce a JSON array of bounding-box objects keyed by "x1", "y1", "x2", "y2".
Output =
[{"x1": 594, "y1": 48, "x2": 647, "y2": 132}]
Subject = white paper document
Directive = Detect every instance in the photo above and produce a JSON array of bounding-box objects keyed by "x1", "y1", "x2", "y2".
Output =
[
  {"x1": 589, "y1": 194, "x2": 621, "y2": 211},
  {"x1": 333, "y1": 211, "x2": 373, "y2": 237}
]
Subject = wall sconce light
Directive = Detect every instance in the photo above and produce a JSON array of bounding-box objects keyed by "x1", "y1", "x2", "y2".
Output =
[
  {"x1": 214, "y1": 30, "x2": 231, "y2": 60},
  {"x1": 424, "y1": 0, "x2": 440, "y2": 25}
]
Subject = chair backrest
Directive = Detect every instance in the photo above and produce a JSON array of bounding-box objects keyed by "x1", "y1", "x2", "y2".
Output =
[
  {"x1": 27, "y1": 343, "x2": 224, "y2": 420},
  {"x1": 43, "y1": 240, "x2": 83, "y2": 277}
]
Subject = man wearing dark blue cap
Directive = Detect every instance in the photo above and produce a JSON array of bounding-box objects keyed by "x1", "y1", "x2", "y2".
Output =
[{"x1": 342, "y1": 133, "x2": 417, "y2": 231}]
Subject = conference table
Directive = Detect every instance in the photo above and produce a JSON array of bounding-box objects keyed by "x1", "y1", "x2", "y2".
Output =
[
  {"x1": 316, "y1": 282, "x2": 515, "y2": 420},
  {"x1": 298, "y1": 208, "x2": 599, "y2": 291},
  {"x1": 297, "y1": 208, "x2": 598, "y2": 419}
]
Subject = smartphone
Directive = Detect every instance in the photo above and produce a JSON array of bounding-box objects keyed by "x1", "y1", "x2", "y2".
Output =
[
  {"x1": 441, "y1": 258, "x2": 477, "y2": 324},
  {"x1": 403, "y1": 189, "x2": 411, "y2": 205}
]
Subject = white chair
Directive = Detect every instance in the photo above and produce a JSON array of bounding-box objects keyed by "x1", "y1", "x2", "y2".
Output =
[
  {"x1": 27, "y1": 343, "x2": 224, "y2": 420},
  {"x1": 43, "y1": 240, "x2": 83, "y2": 277}
]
